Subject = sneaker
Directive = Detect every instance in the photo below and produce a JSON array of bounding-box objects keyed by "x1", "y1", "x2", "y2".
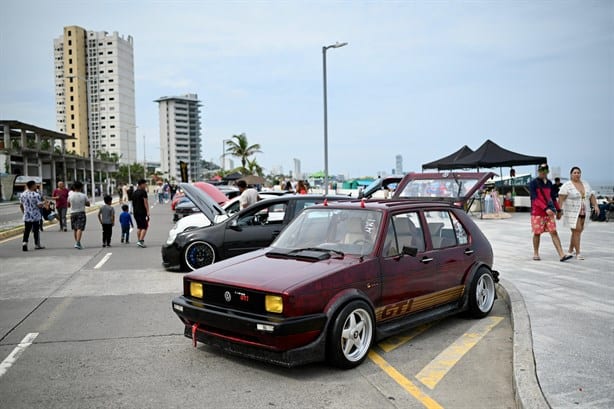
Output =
[
  {"x1": 121, "y1": 239, "x2": 124, "y2": 243},
  {"x1": 107, "y1": 243, "x2": 112, "y2": 248},
  {"x1": 137, "y1": 241, "x2": 146, "y2": 248},
  {"x1": 103, "y1": 244, "x2": 107, "y2": 248},
  {"x1": 22, "y1": 244, "x2": 28, "y2": 252},
  {"x1": 75, "y1": 242, "x2": 82, "y2": 250},
  {"x1": 35, "y1": 245, "x2": 45, "y2": 250}
]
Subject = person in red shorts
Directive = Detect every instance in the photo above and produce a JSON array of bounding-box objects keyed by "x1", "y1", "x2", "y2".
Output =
[{"x1": 529, "y1": 164, "x2": 572, "y2": 262}]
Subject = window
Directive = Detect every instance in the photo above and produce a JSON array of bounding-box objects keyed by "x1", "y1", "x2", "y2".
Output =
[
  {"x1": 69, "y1": 58, "x2": 72, "y2": 64},
  {"x1": 68, "y1": 49, "x2": 72, "y2": 55},
  {"x1": 388, "y1": 212, "x2": 425, "y2": 254},
  {"x1": 450, "y1": 212, "x2": 469, "y2": 245},
  {"x1": 424, "y1": 210, "x2": 457, "y2": 249},
  {"x1": 68, "y1": 30, "x2": 71, "y2": 36}
]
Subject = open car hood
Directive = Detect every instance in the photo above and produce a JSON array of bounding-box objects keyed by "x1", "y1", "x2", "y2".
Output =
[
  {"x1": 392, "y1": 171, "x2": 495, "y2": 204},
  {"x1": 179, "y1": 183, "x2": 227, "y2": 224},
  {"x1": 359, "y1": 176, "x2": 402, "y2": 199}
]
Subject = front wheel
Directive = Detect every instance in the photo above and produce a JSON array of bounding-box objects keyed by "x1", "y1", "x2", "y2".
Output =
[
  {"x1": 467, "y1": 268, "x2": 496, "y2": 318},
  {"x1": 327, "y1": 300, "x2": 374, "y2": 369},
  {"x1": 183, "y1": 241, "x2": 216, "y2": 271}
]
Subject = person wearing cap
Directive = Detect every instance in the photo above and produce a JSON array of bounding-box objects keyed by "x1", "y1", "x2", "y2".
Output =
[{"x1": 528, "y1": 163, "x2": 572, "y2": 262}]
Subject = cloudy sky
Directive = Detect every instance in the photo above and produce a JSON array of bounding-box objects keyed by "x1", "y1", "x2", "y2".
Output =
[{"x1": 1, "y1": 0, "x2": 613, "y2": 183}]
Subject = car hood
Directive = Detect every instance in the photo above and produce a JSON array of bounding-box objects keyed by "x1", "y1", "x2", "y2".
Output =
[
  {"x1": 179, "y1": 183, "x2": 227, "y2": 224},
  {"x1": 185, "y1": 248, "x2": 363, "y2": 294},
  {"x1": 392, "y1": 171, "x2": 495, "y2": 204}
]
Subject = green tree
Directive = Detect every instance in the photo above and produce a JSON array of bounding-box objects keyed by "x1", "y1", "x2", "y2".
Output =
[
  {"x1": 246, "y1": 158, "x2": 264, "y2": 176},
  {"x1": 225, "y1": 133, "x2": 262, "y2": 174}
]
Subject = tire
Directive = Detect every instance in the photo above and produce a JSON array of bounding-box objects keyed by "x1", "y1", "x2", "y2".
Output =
[
  {"x1": 326, "y1": 300, "x2": 374, "y2": 369},
  {"x1": 467, "y1": 268, "x2": 496, "y2": 318},
  {"x1": 183, "y1": 241, "x2": 216, "y2": 271}
]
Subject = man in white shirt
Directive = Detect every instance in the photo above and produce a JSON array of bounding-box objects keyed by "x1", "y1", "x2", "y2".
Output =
[{"x1": 237, "y1": 180, "x2": 259, "y2": 209}]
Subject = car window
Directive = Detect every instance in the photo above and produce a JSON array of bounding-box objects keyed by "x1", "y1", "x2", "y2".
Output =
[
  {"x1": 424, "y1": 210, "x2": 457, "y2": 249},
  {"x1": 449, "y1": 211, "x2": 469, "y2": 245},
  {"x1": 293, "y1": 199, "x2": 324, "y2": 214},
  {"x1": 237, "y1": 203, "x2": 287, "y2": 226},
  {"x1": 389, "y1": 212, "x2": 425, "y2": 254}
]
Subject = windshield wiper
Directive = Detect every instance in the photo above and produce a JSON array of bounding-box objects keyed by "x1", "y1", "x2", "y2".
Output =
[{"x1": 289, "y1": 247, "x2": 345, "y2": 258}]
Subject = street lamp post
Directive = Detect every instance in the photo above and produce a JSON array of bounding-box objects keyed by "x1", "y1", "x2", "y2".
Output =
[
  {"x1": 322, "y1": 42, "x2": 348, "y2": 195},
  {"x1": 222, "y1": 139, "x2": 229, "y2": 172}
]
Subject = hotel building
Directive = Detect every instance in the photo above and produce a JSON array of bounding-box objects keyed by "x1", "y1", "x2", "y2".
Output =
[{"x1": 54, "y1": 25, "x2": 136, "y2": 164}]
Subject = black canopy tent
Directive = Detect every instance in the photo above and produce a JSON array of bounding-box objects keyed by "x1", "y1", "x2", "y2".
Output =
[
  {"x1": 452, "y1": 140, "x2": 547, "y2": 169},
  {"x1": 422, "y1": 140, "x2": 547, "y2": 172},
  {"x1": 421, "y1": 145, "x2": 474, "y2": 171}
]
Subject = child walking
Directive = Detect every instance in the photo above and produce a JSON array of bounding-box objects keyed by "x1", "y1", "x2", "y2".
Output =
[
  {"x1": 98, "y1": 195, "x2": 115, "y2": 247},
  {"x1": 119, "y1": 204, "x2": 133, "y2": 244}
]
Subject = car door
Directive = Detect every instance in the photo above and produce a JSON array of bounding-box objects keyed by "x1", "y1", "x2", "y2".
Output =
[
  {"x1": 222, "y1": 201, "x2": 288, "y2": 258},
  {"x1": 423, "y1": 209, "x2": 474, "y2": 294},
  {"x1": 377, "y1": 211, "x2": 438, "y2": 322}
]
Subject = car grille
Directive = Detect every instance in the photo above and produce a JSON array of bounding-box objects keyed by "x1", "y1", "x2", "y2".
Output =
[{"x1": 203, "y1": 283, "x2": 267, "y2": 314}]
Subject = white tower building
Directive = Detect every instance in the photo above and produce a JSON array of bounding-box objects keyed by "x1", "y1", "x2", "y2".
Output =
[
  {"x1": 54, "y1": 26, "x2": 136, "y2": 163},
  {"x1": 155, "y1": 94, "x2": 202, "y2": 182}
]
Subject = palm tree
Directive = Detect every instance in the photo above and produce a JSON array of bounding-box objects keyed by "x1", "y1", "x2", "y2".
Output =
[
  {"x1": 225, "y1": 133, "x2": 262, "y2": 173},
  {"x1": 246, "y1": 158, "x2": 264, "y2": 176}
]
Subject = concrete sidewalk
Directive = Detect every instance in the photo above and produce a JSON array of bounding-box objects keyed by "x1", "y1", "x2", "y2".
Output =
[{"x1": 475, "y1": 212, "x2": 614, "y2": 409}]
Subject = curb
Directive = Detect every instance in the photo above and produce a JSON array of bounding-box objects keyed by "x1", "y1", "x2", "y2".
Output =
[
  {"x1": 497, "y1": 278, "x2": 551, "y2": 409},
  {"x1": 0, "y1": 204, "x2": 103, "y2": 241}
]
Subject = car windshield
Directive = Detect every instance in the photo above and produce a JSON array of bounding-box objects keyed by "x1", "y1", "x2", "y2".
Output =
[
  {"x1": 271, "y1": 208, "x2": 382, "y2": 256},
  {"x1": 396, "y1": 177, "x2": 481, "y2": 199}
]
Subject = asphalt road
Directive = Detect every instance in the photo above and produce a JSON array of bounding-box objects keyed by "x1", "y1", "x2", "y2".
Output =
[{"x1": 0, "y1": 201, "x2": 515, "y2": 409}]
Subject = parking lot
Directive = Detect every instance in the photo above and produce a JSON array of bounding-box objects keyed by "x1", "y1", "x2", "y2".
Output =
[{"x1": 0, "y1": 200, "x2": 515, "y2": 408}]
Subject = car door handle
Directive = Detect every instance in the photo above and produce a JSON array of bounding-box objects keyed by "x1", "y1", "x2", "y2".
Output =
[
  {"x1": 464, "y1": 248, "x2": 474, "y2": 255},
  {"x1": 420, "y1": 257, "x2": 434, "y2": 264}
]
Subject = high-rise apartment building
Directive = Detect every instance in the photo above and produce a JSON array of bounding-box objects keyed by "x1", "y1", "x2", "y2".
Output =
[
  {"x1": 395, "y1": 154, "x2": 403, "y2": 175},
  {"x1": 155, "y1": 94, "x2": 202, "y2": 182},
  {"x1": 54, "y1": 26, "x2": 136, "y2": 163}
]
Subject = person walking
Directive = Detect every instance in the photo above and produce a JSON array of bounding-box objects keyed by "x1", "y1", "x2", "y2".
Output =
[
  {"x1": 52, "y1": 181, "x2": 69, "y2": 231},
  {"x1": 132, "y1": 179, "x2": 150, "y2": 248},
  {"x1": 296, "y1": 180, "x2": 308, "y2": 194},
  {"x1": 98, "y1": 195, "x2": 115, "y2": 247},
  {"x1": 237, "y1": 180, "x2": 259, "y2": 209},
  {"x1": 119, "y1": 204, "x2": 133, "y2": 243},
  {"x1": 558, "y1": 166, "x2": 599, "y2": 260},
  {"x1": 68, "y1": 181, "x2": 90, "y2": 250},
  {"x1": 529, "y1": 164, "x2": 571, "y2": 262},
  {"x1": 19, "y1": 180, "x2": 45, "y2": 251}
]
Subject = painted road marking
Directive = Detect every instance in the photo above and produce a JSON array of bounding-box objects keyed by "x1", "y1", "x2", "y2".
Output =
[
  {"x1": 94, "y1": 252, "x2": 112, "y2": 269},
  {"x1": 369, "y1": 350, "x2": 444, "y2": 409},
  {"x1": 378, "y1": 323, "x2": 433, "y2": 353},
  {"x1": 0, "y1": 333, "x2": 39, "y2": 378},
  {"x1": 416, "y1": 316, "x2": 503, "y2": 389}
]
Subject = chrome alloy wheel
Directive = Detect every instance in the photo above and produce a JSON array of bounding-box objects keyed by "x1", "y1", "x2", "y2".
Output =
[
  {"x1": 340, "y1": 308, "x2": 373, "y2": 362},
  {"x1": 475, "y1": 272, "x2": 495, "y2": 313}
]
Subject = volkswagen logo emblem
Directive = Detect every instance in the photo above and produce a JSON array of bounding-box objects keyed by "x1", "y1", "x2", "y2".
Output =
[{"x1": 224, "y1": 291, "x2": 232, "y2": 302}]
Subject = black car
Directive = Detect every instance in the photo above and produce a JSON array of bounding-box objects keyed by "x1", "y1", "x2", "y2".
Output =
[{"x1": 162, "y1": 183, "x2": 351, "y2": 271}]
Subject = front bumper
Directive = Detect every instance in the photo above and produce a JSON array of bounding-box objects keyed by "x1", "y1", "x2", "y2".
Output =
[
  {"x1": 172, "y1": 296, "x2": 328, "y2": 367},
  {"x1": 161, "y1": 242, "x2": 182, "y2": 269}
]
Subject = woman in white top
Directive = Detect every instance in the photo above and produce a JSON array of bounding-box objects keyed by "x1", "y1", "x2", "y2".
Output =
[{"x1": 558, "y1": 166, "x2": 600, "y2": 260}]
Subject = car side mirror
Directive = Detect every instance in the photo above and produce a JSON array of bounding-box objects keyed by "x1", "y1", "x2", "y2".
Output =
[
  {"x1": 401, "y1": 246, "x2": 418, "y2": 257},
  {"x1": 229, "y1": 219, "x2": 241, "y2": 231}
]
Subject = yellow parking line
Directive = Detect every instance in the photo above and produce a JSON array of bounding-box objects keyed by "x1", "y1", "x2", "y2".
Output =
[
  {"x1": 378, "y1": 323, "x2": 433, "y2": 352},
  {"x1": 368, "y1": 350, "x2": 444, "y2": 409},
  {"x1": 416, "y1": 316, "x2": 503, "y2": 389}
]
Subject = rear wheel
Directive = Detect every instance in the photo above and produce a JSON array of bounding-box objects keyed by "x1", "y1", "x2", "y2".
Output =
[
  {"x1": 183, "y1": 241, "x2": 216, "y2": 271},
  {"x1": 327, "y1": 300, "x2": 374, "y2": 369},
  {"x1": 467, "y1": 268, "x2": 496, "y2": 318}
]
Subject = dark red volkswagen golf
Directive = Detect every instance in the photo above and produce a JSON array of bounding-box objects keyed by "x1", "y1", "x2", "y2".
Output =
[{"x1": 172, "y1": 172, "x2": 498, "y2": 368}]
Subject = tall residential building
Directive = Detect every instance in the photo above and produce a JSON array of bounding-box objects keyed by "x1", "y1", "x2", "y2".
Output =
[
  {"x1": 293, "y1": 158, "x2": 302, "y2": 180},
  {"x1": 155, "y1": 94, "x2": 202, "y2": 182},
  {"x1": 54, "y1": 26, "x2": 136, "y2": 163},
  {"x1": 395, "y1": 154, "x2": 403, "y2": 175}
]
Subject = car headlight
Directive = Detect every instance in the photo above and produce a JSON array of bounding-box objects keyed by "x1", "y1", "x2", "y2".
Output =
[
  {"x1": 265, "y1": 295, "x2": 283, "y2": 314},
  {"x1": 190, "y1": 282, "x2": 204, "y2": 298}
]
